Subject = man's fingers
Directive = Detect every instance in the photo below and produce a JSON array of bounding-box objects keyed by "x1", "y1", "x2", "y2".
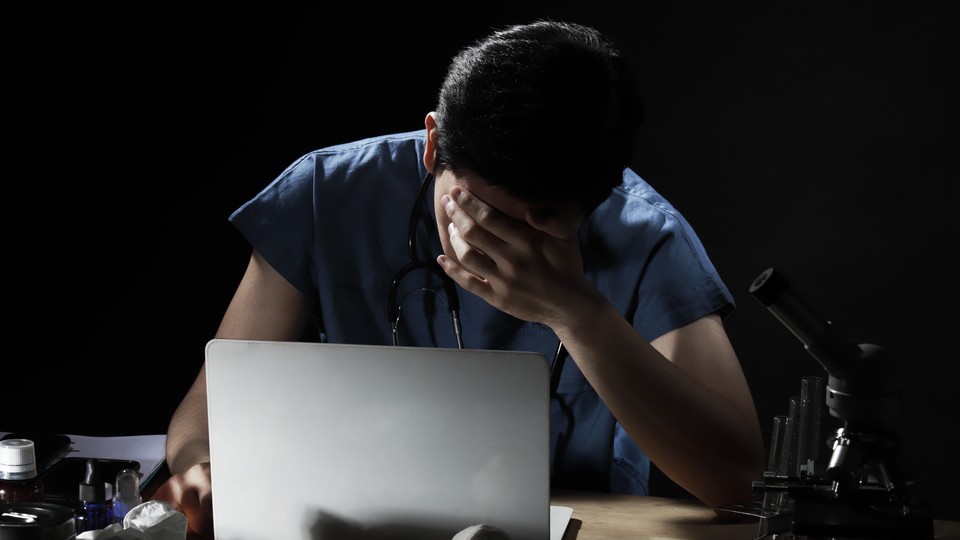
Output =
[
  {"x1": 445, "y1": 189, "x2": 518, "y2": 250},
  {"x1": 178, "y1": 488, "x2": 215, "y2": 539},
  {"x1": 147, "y1": 465, "x2": 215, "y2": 539},
  {"x1": 447, "y1": 222, "x2": 495, "y2": 278}
]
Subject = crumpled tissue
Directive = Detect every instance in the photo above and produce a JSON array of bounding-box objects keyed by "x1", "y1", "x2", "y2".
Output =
[{"x1": 76, "y1": 500, "x2": 188, "y2": 540}]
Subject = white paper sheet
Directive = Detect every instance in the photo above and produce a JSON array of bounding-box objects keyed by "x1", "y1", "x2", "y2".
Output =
[{"x1": 551, "y1": 505, "x2": 573, "y2": 540}]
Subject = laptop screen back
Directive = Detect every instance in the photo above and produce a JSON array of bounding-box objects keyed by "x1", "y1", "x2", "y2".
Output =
[{"x1": 205, "y1": 339, "x2": 551, "y2": 540}]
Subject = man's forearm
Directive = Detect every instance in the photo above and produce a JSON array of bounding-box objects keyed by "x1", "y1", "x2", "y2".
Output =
[
  {"x1": 165, "y1": 370, "x2": 212, "y2": 474},
  {"x1": 551, "y1": 293, "x2": 765, "y2": 507}
]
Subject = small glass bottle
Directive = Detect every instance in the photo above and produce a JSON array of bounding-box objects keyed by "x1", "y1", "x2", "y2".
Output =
[
  {"x1": 0, "y1": 438, "x2": 44, "y2": 502},
  {"x1": 112, "y1": 468, "x2": 142, "y2": 524},
  {"x1": 75, "y1": 458, "x2": 114, "y2": 533}
]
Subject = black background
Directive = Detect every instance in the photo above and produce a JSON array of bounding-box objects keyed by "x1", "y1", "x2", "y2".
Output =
[{"x1": 5, "y1": 4, "x2": 958, "y2": 518}]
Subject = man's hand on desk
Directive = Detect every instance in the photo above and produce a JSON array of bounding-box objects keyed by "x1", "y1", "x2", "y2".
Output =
[{"x1": 148, "y1": 462, "x2": 215, "y2": 539}]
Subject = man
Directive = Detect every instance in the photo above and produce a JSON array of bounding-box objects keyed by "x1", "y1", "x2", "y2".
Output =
[{"x1": 153, "y1": 20, "x2": 765, "y2": 538}]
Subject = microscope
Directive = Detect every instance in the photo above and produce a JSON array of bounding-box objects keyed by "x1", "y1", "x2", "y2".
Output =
[{"x1": 747, "y1": 267, "x2": 934, "y2": 539}]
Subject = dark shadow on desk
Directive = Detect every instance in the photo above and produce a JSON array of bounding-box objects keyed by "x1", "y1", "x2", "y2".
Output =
[
  {"x1": 308, "y1": 510, "x2": 439, "y2": 540},
  {"x1": 306, "y1": 509, "x2": 510, "y2": 540},
  {"x1": 561, "y1": 518, "x2": 581, "y2": 539}
]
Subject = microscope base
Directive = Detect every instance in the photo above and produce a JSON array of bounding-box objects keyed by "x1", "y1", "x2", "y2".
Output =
[{"x1": 787, "y1": 497, "x2": 934, "y2": 539}]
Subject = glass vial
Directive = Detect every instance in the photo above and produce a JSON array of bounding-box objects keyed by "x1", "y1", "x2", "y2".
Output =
[
  {"x1": 796, "y1": 375, "x2": 825, "y2": 477},
  {"x1": 780, "y1": 396, "x2": 799, "y2": 478},
  {"x1": 767, "y1": 415, "x2": 788, "y2": 474},
  {"x1": 0, "y1": 438, "x2": 44, "y2": 502},
  {"x1": 112, "y1": 468, "x2": 142, "y2": 524}
]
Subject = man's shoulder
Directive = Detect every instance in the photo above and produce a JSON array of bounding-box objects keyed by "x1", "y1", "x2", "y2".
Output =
[
  {"x1": 615, "y1": 168, "x2": 663, "y2": 203},
  {"x1": 280, "y1": 130, "x2": 426, "y2": 179},
  {"x1": 601, "y1": 168, "x2": 678, "y2": 218},
  {"x1": 314, "y1": 129, "x2": 426, "y2": 156}
]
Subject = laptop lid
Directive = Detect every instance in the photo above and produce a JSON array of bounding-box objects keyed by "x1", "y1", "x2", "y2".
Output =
[{"x1": 205, "y1": 339, "x2": 551, "y2": 540}]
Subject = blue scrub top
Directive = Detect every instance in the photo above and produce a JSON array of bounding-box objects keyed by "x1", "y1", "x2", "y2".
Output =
[{"x1": 229, "y1": 130, "x2": 735, "y2": 495}]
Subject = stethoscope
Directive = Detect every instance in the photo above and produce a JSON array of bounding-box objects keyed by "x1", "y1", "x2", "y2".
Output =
[
  {"x1": 387, "y1": 172, "x2": 569, "y2": 397},
  {"x1": 387, "y1": 172, "x2": 464, "y2": 349}
]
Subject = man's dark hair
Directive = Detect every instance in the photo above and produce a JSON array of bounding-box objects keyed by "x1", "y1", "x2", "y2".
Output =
[{"x1": 434, "y1": 20, "x2": 643, "y2": 212}]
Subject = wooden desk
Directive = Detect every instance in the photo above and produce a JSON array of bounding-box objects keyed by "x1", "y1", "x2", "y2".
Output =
[
  {"x1": 144, "y1": 467, "x2": 959, "y2": 539},
  {"x1": 551, "y1": 490, "x2": 758, "y2": 540},
  {"x1": 551, "y1": 489, "x2": 960, "y2": 540}
]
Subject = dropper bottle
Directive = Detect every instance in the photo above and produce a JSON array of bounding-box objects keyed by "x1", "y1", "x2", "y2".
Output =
[
  {"x1": 0, "y1": 438, "x2": 44, "y2": 502},
  {"x1": 75, "y1": 458, "x2": 114, "y2": 533},
  {"x1": 112, "y1": 467, "x2": 142, "y2": 524}
]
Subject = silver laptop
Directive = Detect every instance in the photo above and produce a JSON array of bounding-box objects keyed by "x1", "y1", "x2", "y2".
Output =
[{"x1": 205, "y1": 339, "x2": 552, "y2": 540}]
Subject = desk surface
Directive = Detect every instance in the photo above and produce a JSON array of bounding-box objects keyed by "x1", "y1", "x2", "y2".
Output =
[
  {"x1": 551, "y1": 490, "x2": 960, "y2": 540},
  {"x1": 552, "y1": 490, "x2": 757, "y2": 540},
  {"x1": 142, "y1": 467, "x2": 959, "y2": 539}
]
